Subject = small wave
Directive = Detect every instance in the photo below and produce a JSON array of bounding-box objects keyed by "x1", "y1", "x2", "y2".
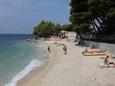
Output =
[{"x1": 5, "y1": 59, "x2": 42, "y2": 86}]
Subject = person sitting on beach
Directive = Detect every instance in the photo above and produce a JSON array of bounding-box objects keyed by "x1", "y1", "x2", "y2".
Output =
[
  {"x1": 63, "y1": 44, "x2": 67, "y2": 54},
  {"x1": 84, "y1": 47, "x2": 96, "y2": 53},
  {"x1": 48, "y1": 46, "x2": 51, "y2": 53},
  {"x1": 84, "y1": 47, "x2": 88, "y2": 52},
  {"x1": 103, "y1": 53, "x2": 115, "y2": 68}
]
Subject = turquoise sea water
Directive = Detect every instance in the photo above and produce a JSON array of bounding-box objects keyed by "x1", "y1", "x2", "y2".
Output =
[{"x1": 0, "y1": 34, "x2": 48, "y2": 86}]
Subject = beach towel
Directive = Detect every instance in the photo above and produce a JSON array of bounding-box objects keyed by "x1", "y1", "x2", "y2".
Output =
[{"x1": 98, "y1": 63, "x2": 115, "y2": 68}]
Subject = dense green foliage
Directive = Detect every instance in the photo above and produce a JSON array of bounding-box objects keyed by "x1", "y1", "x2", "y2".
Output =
[
  {"x1": 70, "y1": 0, "x2": 115, "y2": 35},
  {"x1": 89, "y1": 0, "x2": 115, "y2": 34},
  {"x1": 33, "y1": 20, "x2": 60, "y2": 37},
  {"x1": 33, "y1": 20, "x2": 73, "y2": 37},
  {"x1": 70, "y1": 0, "x2": 91, "y2": 35}
]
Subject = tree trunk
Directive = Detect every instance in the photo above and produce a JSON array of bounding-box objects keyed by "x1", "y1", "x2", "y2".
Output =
[{"x1": 76, "y1": 30, "x2": 85, "y2": 46}]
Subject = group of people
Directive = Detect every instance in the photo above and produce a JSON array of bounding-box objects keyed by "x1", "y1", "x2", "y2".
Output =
[
  {"x1": 47, "y1": 44, "x2": 67, "y2": 54},
  {"x1": 48, "y1": 45, "x2": 115, "y2": 68},
  {"x1": 84, "y1": 47, "x2": 115, "y2": 68}
]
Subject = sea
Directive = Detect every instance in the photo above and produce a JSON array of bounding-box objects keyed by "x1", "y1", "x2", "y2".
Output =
[{"x1": 0, "y1": 34, "x2": 48, "y2": 86}]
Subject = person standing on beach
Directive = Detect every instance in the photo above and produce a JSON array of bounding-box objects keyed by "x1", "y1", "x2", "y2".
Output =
[
  {"x1": 63, "y1": 44, "x2": 67, "y2": 54},
  {"x1": 48, "y1": 46, "x2": 51, "y2": 53}
]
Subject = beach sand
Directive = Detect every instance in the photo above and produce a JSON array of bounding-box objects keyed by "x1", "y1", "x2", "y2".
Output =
[{"x1": 17, "y1": 40, "x2": 115, "y2": 86}]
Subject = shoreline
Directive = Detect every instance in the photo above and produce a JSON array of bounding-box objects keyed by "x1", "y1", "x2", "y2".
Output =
[
  {"x1": 16, "y1": 40, "x2": 59, "y2": 86},
  {"x1": 5, "y1": 40, "x2": 49, "y2": 86}
]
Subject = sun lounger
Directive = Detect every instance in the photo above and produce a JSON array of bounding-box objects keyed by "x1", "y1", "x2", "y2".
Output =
[
  {"x1": 82, "y1": 51, "x2": 108, "y2": 56},
  {"x1": 83, "y1": 47, "x2": 108, "y2": 56}
]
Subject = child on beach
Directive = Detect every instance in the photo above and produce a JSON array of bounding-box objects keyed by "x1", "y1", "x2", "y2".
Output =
[
  {"x1": 63, "y1": 44, "x2": 67, "y2": 54},
  {"x1": 48, "y1": 46, "x2": 51, "y2": 53}
]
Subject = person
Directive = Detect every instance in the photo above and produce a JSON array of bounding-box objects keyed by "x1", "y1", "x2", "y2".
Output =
[
  {"x1": 104, "y1": 55, "x2": 110, "y2": 67},
  {"x1": 84, "y1": 47, "x2": 106, "y2": 53},
  {"x1": 84, "y1": 47, "x2": 88, "y2": 52},
  {"x1": 48, "y1": 46, "x2": 51, "y2": 53},
  {"x1": 103, "y1": 52, "x2": 115, "y2": 68},
  {"x1": 63, "y1": 44, "x2": 67, "y2": 54}
]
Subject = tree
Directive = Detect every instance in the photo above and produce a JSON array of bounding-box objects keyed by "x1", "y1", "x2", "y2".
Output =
[
  {"x1": 33, "y1": 20, "x2": 67, "y2": 38},
  {"x1": 88, "y1": 0, "x2": 115, "y2": 34},
  {"x1": 33, "y1": 20, "x2": 56, "y2": 37},
  {"x1": 70, "y1": 0, "x2": 91, "y2": 43},
  {"x1": 62, "y1": 24, "x2": 73, "y2": 31},
  {"x1": 70, "y1": 0, "x2": 115, "y2": 36},
  {"x1": 33, "y1": 19, "x2": 75, "y2": 38}
]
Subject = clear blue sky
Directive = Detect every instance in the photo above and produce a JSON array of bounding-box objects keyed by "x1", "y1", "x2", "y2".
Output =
[{"x1": 0, "y1": 0, "x2": 70, "y2": 34}]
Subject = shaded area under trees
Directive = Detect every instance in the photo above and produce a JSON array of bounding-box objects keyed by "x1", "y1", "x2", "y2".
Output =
[{"x1": 69, "y1": 0, "x2": 115, "y2": 44}]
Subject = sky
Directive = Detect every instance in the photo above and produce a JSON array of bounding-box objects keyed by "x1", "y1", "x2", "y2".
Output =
[{"x1": 0, "y1": 0, "x2": 70, "y2": 34}]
